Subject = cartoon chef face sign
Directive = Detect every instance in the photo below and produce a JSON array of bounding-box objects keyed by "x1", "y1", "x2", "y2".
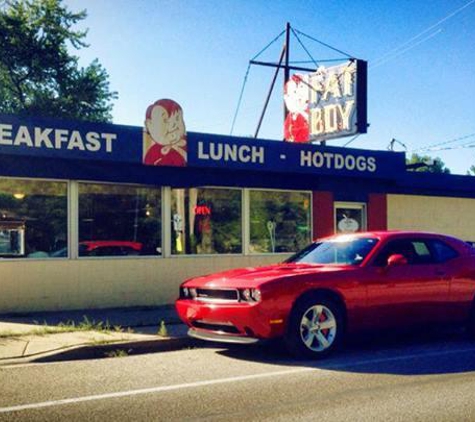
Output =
[
  {"x1": 284, "y1": 74, "x2": 310, "y2": 143},
  {"x1": 143, "y1": 99, "x2": 187, "y2": 166},
  {"x1": 284, "y1": 74, "x2": 308, "y2": 115}
]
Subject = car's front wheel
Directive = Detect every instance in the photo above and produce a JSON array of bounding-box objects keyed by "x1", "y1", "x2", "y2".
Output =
[{"x1": 285, "y1": 295, "x2": 344, "y2": 359}]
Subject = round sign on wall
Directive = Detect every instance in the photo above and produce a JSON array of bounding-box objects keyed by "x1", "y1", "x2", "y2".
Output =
[{"x1": 337, "y1": 217, "x2": 359, "y2": 233}]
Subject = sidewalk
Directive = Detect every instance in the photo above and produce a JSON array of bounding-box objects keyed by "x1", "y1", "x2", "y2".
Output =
[{"x1": 0, "y1": 306, "x2": 190, "y2": 365}]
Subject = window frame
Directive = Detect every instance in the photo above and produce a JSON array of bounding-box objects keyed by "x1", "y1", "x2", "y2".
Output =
[
  {"x1": 427, "y1": 239, "x2": 460, "y2": 264},
  {"x1": 247, "y1": 187, "x2": 313, "y2": 255},
  {"x1": 0, "y1": 176, "x2": 69, "y2": 260},
  {"x1": 76, "y1": 181, "x2": 164, "y2": 260},
  {"x1": 0, "y1": 178, "x2": 316, "y2": 260},
  {"x1": 169, "y1": 186, "x2": 244, "y2": 257},
  {"x1": 334, "y1": 202, "x2": 367, "y2": 234}
]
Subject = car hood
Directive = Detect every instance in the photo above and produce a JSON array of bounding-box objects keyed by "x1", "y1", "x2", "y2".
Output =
[{"x1": 182, "y1": 262, "x2": 354, "y2": 289}]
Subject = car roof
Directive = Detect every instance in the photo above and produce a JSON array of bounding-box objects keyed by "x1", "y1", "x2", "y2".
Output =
[
  {"x1": 319, "y1": 230, "x2": 465, "y2": 243},
  {"x1": 80, "y1": 241, "x2": 143, "y2": 250},
  {"x1": 319, "y1": 230, "x2": 472, "y2": 253}
]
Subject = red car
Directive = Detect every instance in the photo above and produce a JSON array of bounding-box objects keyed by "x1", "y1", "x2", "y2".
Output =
[
  {"x1": 176, "y1": 231, "x2": 475, "y2": 358},
  {"x1": 79, "y1": 241, "x2": 143, "y2": 256}
]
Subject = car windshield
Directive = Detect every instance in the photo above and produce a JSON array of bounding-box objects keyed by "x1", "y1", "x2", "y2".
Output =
[{"x1": 285, "y1": 236, "x2": 379, "y2": 265}]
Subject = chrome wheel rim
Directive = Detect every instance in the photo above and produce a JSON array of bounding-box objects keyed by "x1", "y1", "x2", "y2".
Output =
[{"x1": 299, "y1": 304, "x2": 337, "y2": 352}]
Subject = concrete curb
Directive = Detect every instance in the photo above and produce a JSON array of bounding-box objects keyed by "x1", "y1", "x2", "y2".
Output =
[{"x1": 0, "y1": 335, "x2": 195, "y2": 366}]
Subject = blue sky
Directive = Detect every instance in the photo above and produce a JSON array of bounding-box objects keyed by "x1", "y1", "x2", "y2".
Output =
[{"x1": 66, "y1": 0, "x2": 475, "y2": 174}]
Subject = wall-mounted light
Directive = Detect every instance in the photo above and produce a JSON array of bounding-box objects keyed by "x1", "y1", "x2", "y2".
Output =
[{"x1": 13, "y1": 193, "x2": 25, "y2": 200}]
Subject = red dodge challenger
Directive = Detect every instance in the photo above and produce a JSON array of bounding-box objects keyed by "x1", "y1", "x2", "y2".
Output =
[{"x1": 175, "y1": 231, "x2": 475, "y2": 358}]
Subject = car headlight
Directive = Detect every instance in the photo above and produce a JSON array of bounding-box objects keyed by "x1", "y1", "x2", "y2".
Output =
[
  {"x1": 251, "y1": 289, "x2": 261, "y2": 302},
  {"x1": 240, "y1": 288, "x2": 261, "y2": 302}
]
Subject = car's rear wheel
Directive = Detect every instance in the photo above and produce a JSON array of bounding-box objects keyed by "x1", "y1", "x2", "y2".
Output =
[{"x1": 285, "y1": 295, "x2": 344, "y2": 359}]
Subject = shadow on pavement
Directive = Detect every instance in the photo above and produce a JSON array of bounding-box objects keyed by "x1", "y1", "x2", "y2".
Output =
[
  {"x1": 215, "y1": 326, "x2": 475, "y2": 376},
  {"x1": 31, "y1": 337, "x2": 203, "y2": 363}
]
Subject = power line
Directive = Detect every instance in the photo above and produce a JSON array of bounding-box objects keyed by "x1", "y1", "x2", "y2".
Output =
[
  {"x1": 410, "y1": 132, "x2": 475, "y2": 153},
  {"x1": 371, "y1": 0, "x2": 475, "y2": 68},
  {"x1": 370, "y1": 29, "x2": 442, "y2": 69},
  {"x1": 418, "y1": 142, "x2": 475, "y2": 153}
]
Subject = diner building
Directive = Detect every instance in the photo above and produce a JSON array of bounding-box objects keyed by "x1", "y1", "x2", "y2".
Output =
[{"x1": 1, "y1": 112, "x2": 475, "y2": 313}]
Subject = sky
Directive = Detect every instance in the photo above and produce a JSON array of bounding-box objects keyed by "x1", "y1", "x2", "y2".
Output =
[{"x1": 65, "y1": 0, "x2": 475, "y2": 175}]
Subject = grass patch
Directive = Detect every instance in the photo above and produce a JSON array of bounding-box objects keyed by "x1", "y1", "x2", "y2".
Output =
[{"x1": 0, "y1": 316, "x2": 124, "y2": 339}]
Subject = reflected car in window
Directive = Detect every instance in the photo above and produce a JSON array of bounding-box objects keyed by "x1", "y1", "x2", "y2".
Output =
[
  {"x1": 50, "y1": 241, "x2": 143, "y2": 257},
  {"x1": 79, "y1": 241, "x2": 142, "y2": 256},
  {"x1": 176, "y1": 231, "x2": 475, "y2": 358}
]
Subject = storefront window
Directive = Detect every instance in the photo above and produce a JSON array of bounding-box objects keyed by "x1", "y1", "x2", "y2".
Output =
[
  {"x1": 79, "y1": 184, "x2": 161, "y2": 256},
  {"x1": 249, "y1": 190, "x2": 311, "y2": 253},
  {"x1": 0, "y1": 179, "x2": 67, "y2": 258},
  {"x1": 171, "y1": 188, "x2": 242, "y2": 255}
]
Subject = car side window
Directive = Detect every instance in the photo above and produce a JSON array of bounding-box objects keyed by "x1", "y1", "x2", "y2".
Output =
[
  {"x1": 429, "y1": 240, "x2": 459, "y2": 263},
  {"x1": 373, "y1": 239, "x2": 436, "y2": 266},
  {"x1": 411, "y1": 241, "x2": 433, "y2": 264}
]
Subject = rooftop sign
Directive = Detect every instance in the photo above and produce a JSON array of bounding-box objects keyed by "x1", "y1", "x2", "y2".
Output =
[{"x1": 284, "y1": 59, "x2": 368, "y2": 143}]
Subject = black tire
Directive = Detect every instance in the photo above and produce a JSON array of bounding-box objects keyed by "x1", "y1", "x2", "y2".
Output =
[{"x1": 285, "y1": 294, "x2": 345, "y2": 359}]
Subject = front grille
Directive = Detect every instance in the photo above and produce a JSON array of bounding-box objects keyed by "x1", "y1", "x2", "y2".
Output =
[
  {"x1": 192, "y1": 320, "x2": 240, "y2": 334},
  {"x1": 196, "y1": 288, "x2": 239, "y2": 302}
]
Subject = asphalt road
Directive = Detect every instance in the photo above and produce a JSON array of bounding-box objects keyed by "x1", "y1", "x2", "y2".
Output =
[{"x1": 2, "y1": 329, "x2": 475, "y2": 421}]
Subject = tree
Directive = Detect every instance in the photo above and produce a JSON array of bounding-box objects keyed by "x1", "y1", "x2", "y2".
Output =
[
  {"x1": 467, "y1": 165, "x2": 475, "y2": 176},
  {"x1": 0, "y1": 0, "x2": 117, "y2": 122},
  {"x1": 406, "y1": 153, "x2": 451, "y2": 174}
]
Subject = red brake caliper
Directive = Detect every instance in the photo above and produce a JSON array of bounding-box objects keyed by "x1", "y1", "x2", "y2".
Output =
[{"x1": 320, "y1": 312, "x2": 329, "y2": 336}]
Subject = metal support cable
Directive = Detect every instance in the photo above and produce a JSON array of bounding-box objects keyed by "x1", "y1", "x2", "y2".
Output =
[
  {"x1": 230, "y1": 63, "x2": 251, "y2": 135},
  {"x1": 343, "y1": 134, "x2": 361, "y2": 147},
  {"x1": 293, "y1": 28, "x2": 353, "y2": 58},
  {"x1": 251, "y1": 29, "x2": 286, "y2": 61},
  {"x1": 254, "y1": 43, "x2": 286, "y2": 138},
  {"x1": 289, "y1": 59, "x2": 349, "y2": 64},
  {"x1": 230, "y1": 30, "x2": 286, "y2": 135},
  {"x1": 291, "y1": 28, "x2": 319, "y2": 69}
]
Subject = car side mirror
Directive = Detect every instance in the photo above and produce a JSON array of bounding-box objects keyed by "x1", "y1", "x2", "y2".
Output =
[{"x1": 387, "y1": 254, "x2": 408, "y2": 267}]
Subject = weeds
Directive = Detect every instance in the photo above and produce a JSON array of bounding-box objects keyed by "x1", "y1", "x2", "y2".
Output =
[
  {"x1": 157, "y1": 320, "x2": 168, "y2": 337},
  {"x1": 0, "y1": 316, "x2": 124, "y2": 339}
]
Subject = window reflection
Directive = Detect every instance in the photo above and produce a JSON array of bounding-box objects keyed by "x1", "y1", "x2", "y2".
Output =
[
  {"x1": 78, "y1": 183, "x2": 161, "y2": 256},
  {"x1": 171, "y1": 188, "x2": 242, "y2": 254},
  {"x1": 0, "y1": 179, "x2": 67, "y2": 258},
  {"x1": 250, "y1": 190, "x2": 311, "y2": 253}
]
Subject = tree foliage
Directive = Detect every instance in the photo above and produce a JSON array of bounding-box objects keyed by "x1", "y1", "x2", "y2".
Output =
[
  {"x1": 0, "y1": 0, "x2": 117, "y2": 122},
  {"x1": 406, "y1": 153, "x2": 451, "y2": 174}
]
